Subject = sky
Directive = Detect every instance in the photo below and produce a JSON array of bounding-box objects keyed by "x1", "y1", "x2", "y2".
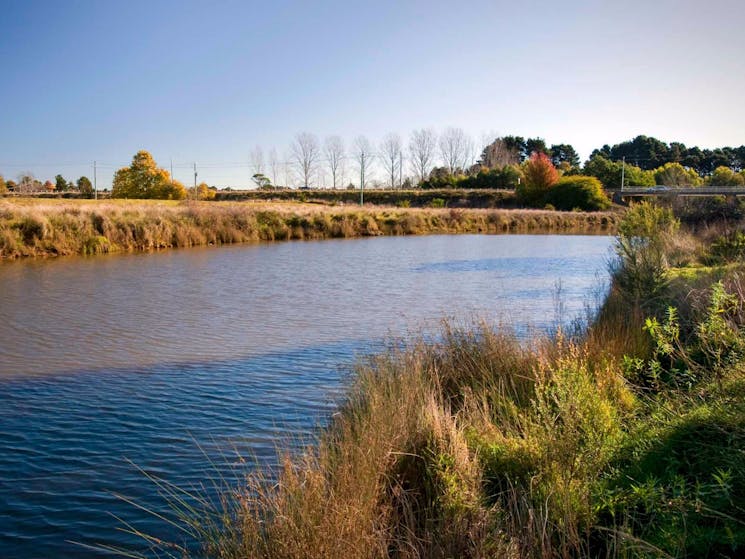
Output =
[{"x1": 1, "y1": 0, "x2": 744, "y2": 189}]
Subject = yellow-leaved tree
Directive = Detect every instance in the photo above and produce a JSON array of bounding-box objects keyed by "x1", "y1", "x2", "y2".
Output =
[{"x1": 112, "y1": 151, "x2": 186, "y2": 200}]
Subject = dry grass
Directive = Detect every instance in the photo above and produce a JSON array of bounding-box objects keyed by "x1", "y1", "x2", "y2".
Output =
[
  {"x1": 0, "y1": 198, "x2": 620, "y2": 258},
  {"x1": 141, "y1": 323, "x2": 642, "y2": 559}
]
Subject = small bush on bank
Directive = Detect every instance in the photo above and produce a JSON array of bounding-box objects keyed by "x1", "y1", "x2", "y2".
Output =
[
  {"x1": 544, "y1": 175, "x2": 611, "y2": 211},
  {"x1": 516, "y1": 152, "x2": 559, "y2": 206}
]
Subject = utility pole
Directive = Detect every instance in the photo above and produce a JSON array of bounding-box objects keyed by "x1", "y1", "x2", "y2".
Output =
[
  {"x1": 193, "y1": 162, "x2": 198, "y2": 199},
  {"x1": 398, "y1": 151, "x2": 403, "y2": 189},
  {"x1": 621, "y1": 156, "x2": 625, "y2": 190},
  {"x1": 94, "y1": 160, "x2": 97, "y2": 200},
  {"x1": 170, "y1": 158, "x2": 173, "y2": 180},
  {"x1": 360, "y1": 152, "x2": 365, "y2": 206}
]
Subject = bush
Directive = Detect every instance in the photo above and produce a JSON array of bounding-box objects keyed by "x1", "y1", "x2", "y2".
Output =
[
  {"x1": 459, "y1": 166, "x2": 522, "y2": 189},
  {"x1": 544, "y1": 175, "x2": 611, "y2": 211},
  {"x1": 613, "y1": 202, "x2": 679, "y2": 310},
  {"x1": 516, "y1": 152, "x2": 558, "y2": 206}
]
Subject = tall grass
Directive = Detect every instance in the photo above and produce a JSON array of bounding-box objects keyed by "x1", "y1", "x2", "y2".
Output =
[
  {"x1": 0, "y1": 198, "x2": 620, "y2": 259},
  {"x1": 119, "y1": 201, "x2": 743, "y2": 558}
]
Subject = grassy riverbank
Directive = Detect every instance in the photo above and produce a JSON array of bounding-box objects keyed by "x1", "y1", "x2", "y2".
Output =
[
  {"x1": 0, "y1": 198, "x2": 619, "y2": 258},
  {"x1": 151, "y1": 202, "x2": 743, "y2": 558},
  {"x1": 214, "y1": 187, "x2": 519, "y2": 208}
]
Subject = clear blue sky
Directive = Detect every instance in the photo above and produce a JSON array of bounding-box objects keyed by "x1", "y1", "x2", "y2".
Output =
[{"x1": 1, "y1": 0, "x2": 744, "y2": 188}]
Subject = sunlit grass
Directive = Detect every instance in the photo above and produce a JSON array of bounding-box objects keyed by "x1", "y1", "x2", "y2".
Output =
[{"x1": 0, "y1": 198, "x2": 620, "y2": 258}]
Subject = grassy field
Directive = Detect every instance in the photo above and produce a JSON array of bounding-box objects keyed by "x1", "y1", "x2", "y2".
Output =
[
  {"x1": 0, "y1": 198, "x2": 620, "y2": 258},
  {"x1": 139, "y1": 202, "x2": 745, "y2": 558}
]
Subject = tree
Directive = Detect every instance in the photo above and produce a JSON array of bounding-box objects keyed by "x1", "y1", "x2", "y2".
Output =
[
  {"x1": 252, "y1": 173, "x2": 273, "y2": 189},
  {"x1": 55, "y1": 174, "x2": 70, "y2": 192},
  {"x1": 380, "y1": 133, "x2": 403, "y2": 189},
  {"x1": 608, "y1": 135, "x2": 670, "y2": 169},
  {"x1": 0, "y1": 175, "x2": 6, "y2": 194},
  {"x1": 324, "y1": 136, "x2": 345, "y2": 189},
  {"x1": 654, "y1": 162, "x2": 701, "y2": 187},
  {"x1": 190, "y1": 181, "x2": 217, "y2": 200},
  {"x1": 268, "y1": 148, "x2": 282, "y2": 187},
  {"x1": 525, "y1": 137, "x2": 548, "y2": 157},
  {"x1": 479, "y1": 138, "x2": 520, "y2": 168},
  {"x1": 112, "y1": 150, "x2": 186, "y2": 199},
  {"x1": 549, "y1": 143, "x2": 580, "y2": 169},
  {"x1": 439, "y1": 127, "x2": 470, "y2": 174},
  {"x1": 291, "y1": 132, "x2": 320, "y2": 188},
  {"x1": 501, "y1": 136, "x2": 527, "y2": 161},
  {"x1": 517, "y1": 152, "x2": 559, "y2": 205},
  {"x1": 43, "y1": 180, "x2": 55, "y2": 192},
  {"x1": 249, "y1": 146, "x2": 264, "y2": 177},
  {"x1": 77, "y1": 176, "x2": 94, "y2": 198},
  {"x1": 409, "y1": 128, "x2": 437, "y2": 183},
  {"x1": 353, "y1": 135, "x2": 374, "y2": 190},
  {"x1": 583, "y1": 155, "x2": 654, "y2": 188},
  {"x1": 17, "y1": 173, "x2": 40, "y2": 193},
  {"x1": 706, "y1": 166, "x2": 744, "y2": 186}
]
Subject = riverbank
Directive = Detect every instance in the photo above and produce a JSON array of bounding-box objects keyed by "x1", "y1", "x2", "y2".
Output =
[
  {"x1": 0, "y1": 198, "x2": 620, "y2": 258},
  {"x1": 214, "y1": 187, "x2": 519, "y2": 208},
  {"x1": 163, "y1": 202, "x2": 744, "y2": 558}
]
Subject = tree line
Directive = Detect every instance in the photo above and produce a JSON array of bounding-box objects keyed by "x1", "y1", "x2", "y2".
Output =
[{"x1": 2, "y1": 133, "x2": 743, "y2": 198}]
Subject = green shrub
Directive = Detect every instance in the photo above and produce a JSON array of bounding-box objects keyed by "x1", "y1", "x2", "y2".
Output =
[
  {"x1": 430, "y1": 198, "x2": 446, "y2": 208},
  {"x1": 544, "y1": 175, "x2": 611, "y2": 211},
  {"x1": 613, "y1": 202, "x2": 679, "y2": 310}
]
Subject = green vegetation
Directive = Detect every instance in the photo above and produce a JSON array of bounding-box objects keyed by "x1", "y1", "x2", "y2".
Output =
[
  {"x1": 545, "y1": 176, "x2": 611, "y2": 211},
  {"x1": 217, "y1": 187, "x2": 521, "y2": 208},
  {"x1": 0, "y1": 199, "x2": 619, "y2": 258},
  {"x1": 142, "y1": 201, "x2": 744, "y2": 558}
]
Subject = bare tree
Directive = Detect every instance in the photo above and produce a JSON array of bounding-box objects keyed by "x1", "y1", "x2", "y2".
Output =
[
  {"x1": 291, "y1": 132, "x2": 320, "y2": 188},
  {"x1": 353, "y1": 135, "x2": 374, "y2": 190},
  {"x1": 324, "y1": 136, "x2": 345, "y2": 190},
  {"x1": 249, "y1": 145, "x2": 264, "y2": 176},
  {"x1": 380, "y1": 133, "x2": 403, "y2": 189},
  {"x1": 17, "y1": 172, "x2": 39, "y2": 194},
  {"x1": 269, "y1": 148, "x2": 280, "y2": 187},
  {"x1": 282, "y1": 157, "x2": 292, "y2": 188},
  {"x1": 461, "y1": 133, "x2": 475, "y2": 172},
  {"x1": 439, "y1": 127, "x2": 470, "y2": 174},
  {"x1": 409, "y1": 128, "x2": 437, "y2": 183},
  {"x1": 479, "y1": 137, "x2": 520, "y2": 168}
]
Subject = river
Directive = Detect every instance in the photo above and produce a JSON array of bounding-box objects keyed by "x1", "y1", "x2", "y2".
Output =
[{"x1": 0, "y1": 234, "x2": 613, "y2": 557}]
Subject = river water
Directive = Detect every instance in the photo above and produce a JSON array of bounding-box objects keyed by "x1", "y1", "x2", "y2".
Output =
[{"x1": 0, "y1": 234, "x2": 613, "y2": 557}]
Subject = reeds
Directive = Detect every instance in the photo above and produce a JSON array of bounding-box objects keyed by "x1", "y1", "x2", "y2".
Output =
[{"x1": 0, "y1": 199, "x2": 620, "y2": 259}]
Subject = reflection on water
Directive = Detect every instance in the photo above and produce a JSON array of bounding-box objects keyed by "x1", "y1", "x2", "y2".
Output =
[{"x1": 0, "y1": 234, "x2": 613, "y2": 557}]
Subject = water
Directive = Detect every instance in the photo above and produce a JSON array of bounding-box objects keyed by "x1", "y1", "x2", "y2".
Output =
[{"x1": 0, "y1": 234, "x2": 613, "y2": 557}]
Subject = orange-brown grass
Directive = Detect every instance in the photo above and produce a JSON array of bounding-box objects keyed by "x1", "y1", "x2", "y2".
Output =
[
  {"x1": 0, "y1": 198, "x2": 620, "y2": 258},
  {"x1": 145, "y1": 322, "x2": 639, "y2": 559}
]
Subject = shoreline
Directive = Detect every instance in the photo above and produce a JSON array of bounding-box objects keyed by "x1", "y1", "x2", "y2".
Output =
[{"x1": 0, "y1": 198, "x2": 621, "y2": 259}]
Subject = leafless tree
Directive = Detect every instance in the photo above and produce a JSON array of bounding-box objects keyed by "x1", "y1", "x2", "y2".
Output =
[
  {"x1": 479, "y1": 137, "x2": 520, "y2": 168},
  {"x1": 439, "y1": 127, "x2": 470, "y2": 174},
  {"x1": 324, "y1": 136, "x2": 345, "y2": 190},
  {"x1": 461, "y1": 133, "x2": 475, "y2": 172},
  {"x1": 409, "y1": 128, "x2": 437, "y2": 182},
  {"x1": 249, "y1": 145, "x2": 264, "y2": 176},
  {"x1": 269, "y1": 148, "x2": 280, "y2": 187},
  {"x1": 353, "y1": 135, "x2": 374, "y2": 190},
  {"x1": 291, "y1": 132, "x2": 320, "y2": 188},
  {"x1": 17, "y1": 172, "x2": 39, "y2": 193},
  {"x1": 380, "y1": 133, "x2": 403, "y2": 189}
]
